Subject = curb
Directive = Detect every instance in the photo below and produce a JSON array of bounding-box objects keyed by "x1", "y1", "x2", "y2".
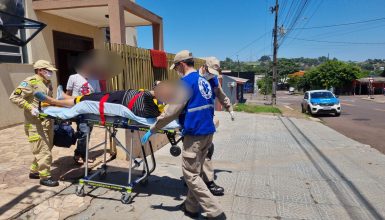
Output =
[
  {"x1": 361, "y1": 98, "x2": 385, "y2": 104},
  {"x1": 308, "y1": 117, "x2": 321, "y2": 122}
]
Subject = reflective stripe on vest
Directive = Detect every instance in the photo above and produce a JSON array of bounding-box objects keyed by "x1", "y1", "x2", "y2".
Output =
[{"x1": 187, "y1": 104, "x2": 214, "y2": 113}]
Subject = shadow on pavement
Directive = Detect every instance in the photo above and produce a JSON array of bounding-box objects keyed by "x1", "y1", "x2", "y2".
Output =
[
  {"x1": 51, "y1": 149, "x2": 106, "y2": 182},
  {"x1": 0, "y1": 186, "x2": 41, "y2": 216}
]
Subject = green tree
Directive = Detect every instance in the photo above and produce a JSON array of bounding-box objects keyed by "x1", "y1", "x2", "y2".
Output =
[
  {"x1": 259, "y1": 55, "x2": 271, "y2": 62},
  {"x1": 381, "y1": 69, "x2": 385, "y2": 77},
  {"x1": 298, "y1": 60, "x2": 361, "y2": 91},
  {"x1": 277, "y1": 58, "x2": 301, "y2": 83},
  {"x1": 257, "y1": 76, "x2": 272, "y2": 94}
]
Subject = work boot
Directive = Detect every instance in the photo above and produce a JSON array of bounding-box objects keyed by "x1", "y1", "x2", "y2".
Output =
[
  {"x1": 40, "y1": 178, "x2": 59, "y2": 187},
  {"x1": 204, "y1": 212, "x2": 227, "y2": 220},
  {"x1": 179, "y1": 202, "x2": 199, "y2": 219},
  {"x1": 29, "y1": 172, "x2": 40, "y2": 179},
  {"x1": 206, "y1": 181, "x2": 224, "y2": 196}
]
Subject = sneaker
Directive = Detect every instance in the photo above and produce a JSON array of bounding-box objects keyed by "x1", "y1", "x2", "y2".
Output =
[
  {"x1": 179, "y1": 202, "x2": 199, "y2": 219},
  {"x1": 206, "y1": 181, "x2": 224, "y2": 196},
  {"x1": 204, "y1": 213, "x2": 227, "y2": 220},
  {"x1": 29, "y1": 172, "x2": 40, "y2": 179},
  {"x1": 40, "y1": 178, "x2": 59, "y2": 187}
]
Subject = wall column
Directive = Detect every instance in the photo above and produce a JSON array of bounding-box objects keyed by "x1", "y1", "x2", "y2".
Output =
[{"x1": 108, "y1": 0, "x2": 126, "y2": 44}]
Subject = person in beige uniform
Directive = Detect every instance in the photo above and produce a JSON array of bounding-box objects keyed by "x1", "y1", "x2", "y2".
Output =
[
  {"x1": 9, "y1": 60, "x2": 59, "y2": 187},
  {"x1": 199, "y1": 57, "x2": 234, "y2": 196},
  {"x1": 141, "y1": 50, "x2": 226, "y2": 219}
]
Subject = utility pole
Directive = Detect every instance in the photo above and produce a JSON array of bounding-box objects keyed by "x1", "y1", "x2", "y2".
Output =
[
  {"x1": 271, "y1": 0, "x2": 279, "y2": 105},
  {"x1": 237, "y1": 55, "x2": 240, "y2": 78}
]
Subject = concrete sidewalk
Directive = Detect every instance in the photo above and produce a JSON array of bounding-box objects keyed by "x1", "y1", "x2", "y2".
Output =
[
  {"x1": 361, "y1": 95, "x2": 385, "y2": 104},
  {"x1": 2, "y1": 111, "x2": 385, "y2": 219}
]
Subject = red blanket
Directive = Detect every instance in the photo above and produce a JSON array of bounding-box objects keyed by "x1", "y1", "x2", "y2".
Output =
[{"x1": 150, "y1": 49, "x2": 168, "y2": 68}]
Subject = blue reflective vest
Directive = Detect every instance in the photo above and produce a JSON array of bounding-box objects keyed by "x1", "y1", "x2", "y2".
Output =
[
  {"x1": 209, "y1": 76, "x2": 219, "y2": 100},
  {"x1": 179, "y1": 71, "x2": 216, "y2": 136}
]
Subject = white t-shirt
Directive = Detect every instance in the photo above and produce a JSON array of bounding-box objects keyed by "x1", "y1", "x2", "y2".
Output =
[{"x1": 66, "y1": 73, "x2": 101, "y2": 97}]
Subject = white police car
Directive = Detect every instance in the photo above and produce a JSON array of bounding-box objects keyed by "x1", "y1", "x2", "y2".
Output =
[{"x1": 301, "y1": 90, "x2": 341, "y2": 116}]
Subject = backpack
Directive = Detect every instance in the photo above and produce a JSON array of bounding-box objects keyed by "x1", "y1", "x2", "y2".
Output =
[{"x1": 53, "y1": 121, "x2": 77, "y2": 148}]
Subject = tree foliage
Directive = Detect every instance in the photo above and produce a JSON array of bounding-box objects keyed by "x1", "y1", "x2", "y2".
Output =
[{"x1": 297, "y1": 60, "x2": 361, "y2": 91}]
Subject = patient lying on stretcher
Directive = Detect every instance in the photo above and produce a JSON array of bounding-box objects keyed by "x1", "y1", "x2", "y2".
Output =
[{"x1": 34, "y1": 83, "x2": 169, "y2": 118}]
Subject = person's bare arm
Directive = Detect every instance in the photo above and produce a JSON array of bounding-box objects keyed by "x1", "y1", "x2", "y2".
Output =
[
  {"x1": 149, "y1": 102, "x2": 186, "y2": 133},
  {"x1": 215, "y1": 83, "x2": 233, "y2": 112},
  {"x1": 150, "y1": 85, "x2": 189, "y2": 132}
]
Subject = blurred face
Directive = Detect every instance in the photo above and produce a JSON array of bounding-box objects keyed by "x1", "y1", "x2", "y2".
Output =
[
  {"x1": 174, "y1": 62, "x2": 189, "y2": 77},
  {"x1": 201, "y1": 65, "x2": 215, "y2": 80},
  {"x1": 153, "y1": 81, "x2": 178, "y2": 103}
]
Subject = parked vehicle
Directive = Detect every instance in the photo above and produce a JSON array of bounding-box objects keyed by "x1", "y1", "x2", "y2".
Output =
[
  {"x1": 301, "y1": 90, "x2": 341, "y2": 116},
  {"x1": 288, "y1": 87, "x2": 295, "y2": 95}
]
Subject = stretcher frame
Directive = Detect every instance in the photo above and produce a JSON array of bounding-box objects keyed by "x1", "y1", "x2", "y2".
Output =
[{"x1": 40, "y1": 112, "x2": 182, "y2": 204}]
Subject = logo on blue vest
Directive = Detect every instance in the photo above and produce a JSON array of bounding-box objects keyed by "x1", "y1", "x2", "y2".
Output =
[{"x1": 198, "y1": 77, "x2": 212, "y2": 99}]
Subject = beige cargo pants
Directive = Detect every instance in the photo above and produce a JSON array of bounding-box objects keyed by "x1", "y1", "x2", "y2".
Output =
[
  {"x1": 182, "y1": 134, "x2": 223, "y2": 218},
  {"x1": 25, "y1": 116, "x2": 53, "y2": 179}
]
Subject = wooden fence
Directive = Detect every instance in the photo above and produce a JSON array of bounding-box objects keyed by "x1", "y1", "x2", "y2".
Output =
[{"x1": 106, "y1": 43, "x2": 205, "y2": 91}]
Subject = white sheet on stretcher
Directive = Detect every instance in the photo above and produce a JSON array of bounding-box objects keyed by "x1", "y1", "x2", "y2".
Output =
[{"x1": 42, "y1": 101, "x2": 180, "y2": 129}]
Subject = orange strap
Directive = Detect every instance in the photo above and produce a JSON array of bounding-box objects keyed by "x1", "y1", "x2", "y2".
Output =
[
  {"x1": 128, "y1": 92, "x2": 143, "y2": 110},
  {"x1": 99, "y1": 94, "x2": 110, "y2": 125}
]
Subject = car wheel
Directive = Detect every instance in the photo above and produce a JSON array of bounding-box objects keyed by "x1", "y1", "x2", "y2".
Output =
[
  {"x1": 301, "y1": 105, "x2": 305, "y2": 113},
  {"x1": 307, "y1": 106, "x2": 314, "y2": 116},
  {"x1": 335, "y1": 112, "x2": 341, "y2": 117}
]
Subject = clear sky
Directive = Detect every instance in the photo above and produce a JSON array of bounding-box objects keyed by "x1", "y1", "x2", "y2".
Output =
[{"x1": 136, "y1": 0, "x2": 385, "y2": 62}]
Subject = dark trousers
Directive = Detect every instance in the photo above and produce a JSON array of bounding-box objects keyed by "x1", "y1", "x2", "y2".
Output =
[{"x1": 75, "y1": 122, "x2": 93, "y2": 157}]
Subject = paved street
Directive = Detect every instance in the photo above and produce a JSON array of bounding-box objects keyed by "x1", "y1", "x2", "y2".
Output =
[
  {"x1": 275, "y1": 92, "x2": 385, "y2": 154},
  {"x1": 5, "y1": 111, "x2": 384, "y2": 219}
]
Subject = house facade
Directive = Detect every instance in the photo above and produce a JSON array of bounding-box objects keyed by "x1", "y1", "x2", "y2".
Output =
[{"x1": 0, "y1": 0, "x2": 164, "y2": 128}]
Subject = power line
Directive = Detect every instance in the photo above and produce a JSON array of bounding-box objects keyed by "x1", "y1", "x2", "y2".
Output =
[
  {"x1": 229, "y1": 31, "x2": 269, "y2": 58},
  {"x1": 288, "y1": 16, "x2": 385, "y2": 30},
  {"x1": 279, "y1": 0, "x2": 310, "y2": 46},
  {"x1": 287, "y1": 36, "x2": 385, "y2": 45}
]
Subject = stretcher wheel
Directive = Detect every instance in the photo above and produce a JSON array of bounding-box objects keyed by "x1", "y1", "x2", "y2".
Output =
[
  {"x1": 75, "y1": 185, "x2": 85, "y2": 197},
  {"x1": 121, "y1": 193, "x2": 133, "y2": 204},
  {"x1": 170, "y1": 145, "x2": 181, "y2": 157}
]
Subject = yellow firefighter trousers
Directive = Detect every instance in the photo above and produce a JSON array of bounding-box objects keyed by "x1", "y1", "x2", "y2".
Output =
[{"x1": 24, "y1": 118, "x2": 53, "y2": 179}]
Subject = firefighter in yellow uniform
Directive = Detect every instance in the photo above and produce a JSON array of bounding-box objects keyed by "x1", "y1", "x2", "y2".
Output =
[{"x1": 9, "y1": 60, "x2": 59, "y2": 187}]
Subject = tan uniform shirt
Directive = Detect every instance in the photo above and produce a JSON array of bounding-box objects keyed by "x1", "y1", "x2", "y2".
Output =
[{"x1": 9, "y1": 74, "x2": 53, "y2": 120}]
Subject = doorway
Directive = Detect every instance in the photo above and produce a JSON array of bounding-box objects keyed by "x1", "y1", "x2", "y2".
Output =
[{"x1": 53, "y1": 31, "x2": 94, "y2": 89}]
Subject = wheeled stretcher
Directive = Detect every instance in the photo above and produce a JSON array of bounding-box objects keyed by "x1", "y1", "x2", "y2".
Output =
[{"x1": 39, "y1": 101, "x2": 183, "y2": 204}]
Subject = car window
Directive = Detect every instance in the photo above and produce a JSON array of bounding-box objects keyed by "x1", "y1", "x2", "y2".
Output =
[
  {"x1": 304, "y1": 93, "x2": 308, "y2": 99},
  {"x1": 311, "y1": 92, "x2": 334, "y2": 99}
]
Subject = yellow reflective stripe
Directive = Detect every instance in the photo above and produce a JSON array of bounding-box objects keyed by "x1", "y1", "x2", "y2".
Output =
[
  {"x1": 23, "y1": 102, "x2": 32, "y2": 110},
  {"x1": 39, "y1": 169, "x2": 51, "y2": 177},
  {"x1": 24, "y1": 124, "x2": 32, "y2": 129},
  {"x1": 28, "y1": 134, "x2": 41, "y2": 142},
  {"x1": 29, "y1": 79, "x2": 41, "y2": 85},
  {"x1": 30, "y1": 163, "x2": 38, "y2": 172}
]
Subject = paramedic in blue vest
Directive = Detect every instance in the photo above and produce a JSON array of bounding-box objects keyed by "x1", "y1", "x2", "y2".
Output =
[
  {"x1": 198, "y1": 57, "x2": 234, "y2": 196},
  {"x1": 141, "y1": 50, "x2": 226, "y2": 219}
]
